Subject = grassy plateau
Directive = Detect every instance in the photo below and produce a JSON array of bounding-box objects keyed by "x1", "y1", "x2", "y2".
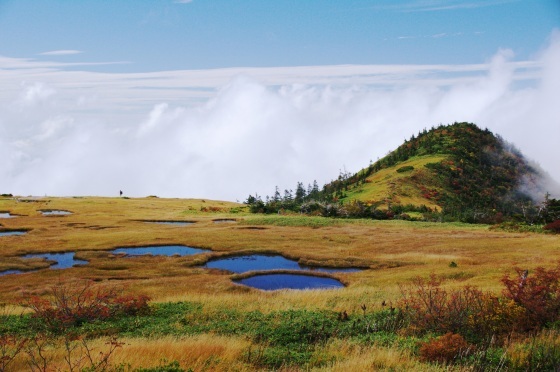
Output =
[{"x1": 0, "y1": 195, "x2": 559, "y2": 371}]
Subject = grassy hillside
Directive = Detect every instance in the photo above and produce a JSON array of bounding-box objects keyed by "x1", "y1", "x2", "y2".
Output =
[
  {"x1": 342, "y1": 155, "x2": 447, "y2": 211},
  {"x1": 1, "y1": 196, "x2": 560, "y2": 370},
  {"x1": 328, "y1": 122, "x2": 552, "y2": 222}
]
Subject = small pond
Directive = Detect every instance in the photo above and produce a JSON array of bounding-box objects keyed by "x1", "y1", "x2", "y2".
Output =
[
  {"x1": 144, "y1": 221, "x2": 195, "y2": 226},
  {"x1": 0, "y1": 212, "x2": 15, "y2": 218},
  {"x1": 235, "y1": 273, "x2": 344, "y2": 291},
  {"x1": 204, "y1": 254, "x2": 362, "y2": 274},
  {"x1": 0, "y1": 269, "x2": 24, "y2": 276},
  {"x1": 213, "y1": 219, "x2": 236, "y2": 224},
  {"x1": 110, "y1": 245, "x2": 209, "y2": 256},
  {"x1": 41, "y1": 210, "x2": 72, "y2": 216},
  {"x1": 23, "y1": 252, "x2": 88, "y2": 269},
  {"x1": 0, "y1": 230, "x2": 27, "y2": 237}
]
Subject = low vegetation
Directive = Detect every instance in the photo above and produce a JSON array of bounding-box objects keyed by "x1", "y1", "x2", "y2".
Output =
[{"x1": 0, "y1": 194, "x2": 559, "y2": 370}]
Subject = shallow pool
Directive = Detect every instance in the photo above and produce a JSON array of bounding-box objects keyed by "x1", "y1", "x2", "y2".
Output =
[
  {"x1": 0, "y1": 230, "x2": 27, "y2": 237},
  {"x1": 204, "y1": 254, "x2": 361, "y2": 274},
  {"x1": 110, "y1": 245, "x2": 209, "y2": 256},
  {"x1": 41, "y1": 210, "x2": 72, "y2": 216},
  {"x1": 213, "y1": 219, "x2": 236, "y2": 223},
  {"x1": 144, "y1": 221, "x2": 195, "y2": 226},
  {"x1": 24, "y1": 252, "x2": 88, "y2": 269},
  {"x1": 0, "y1": 269, "x2": 24, "y2": 276},
  {"x1": 235, "y1": 273, "x2": 344, "y2": 290}
]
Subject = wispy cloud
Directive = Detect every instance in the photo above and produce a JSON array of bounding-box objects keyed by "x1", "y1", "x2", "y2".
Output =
[
  {"x1": 174, "y1": 0, "x2": 193, "y2": 3},
  {"x1": 373, "y1": 0, "x2": 519, "y2": 13},
  {"x1": 394, "y1": 31, "x2": 482, "y2": 41},
  {"x1": 39, "y1": 50, "x2": 83, "y2": 56}
]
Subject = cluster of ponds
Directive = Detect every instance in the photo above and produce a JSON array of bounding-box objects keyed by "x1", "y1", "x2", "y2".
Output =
[{"x1": 0, "y1": 212, "x2": 363, "y2": 290}]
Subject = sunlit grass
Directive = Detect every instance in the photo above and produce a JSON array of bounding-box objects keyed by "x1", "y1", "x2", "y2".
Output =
[
  {"x1": 343, "y1": 154, "x2": 448, "y2": 209},
  {"x1": 1, "y1": 196, "x2": 559, "y2": 370}
]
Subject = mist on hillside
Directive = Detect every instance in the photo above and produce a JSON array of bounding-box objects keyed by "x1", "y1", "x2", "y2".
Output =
[{"x1": 0, "y1": 32, "x2": 559, "y2": 201}]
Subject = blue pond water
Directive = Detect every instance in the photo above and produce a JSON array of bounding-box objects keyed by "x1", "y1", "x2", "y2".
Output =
[
  {"x1": 235, "y1": 274, "x2": 344, "y2": 291},
  {"x1": 41, "y1": 210, "x2": 72, "y2": 216},
  {"x1": 24, "y1": 252, "x2": 88, "y2": 269},
  {"x1": 0, "y1": 231, "x2": 27, "y2": 237},
  {"x1": 0, "y1": 212, "x2": 15, "y2": 218},
  {"x1": 0, "y1": 269, "x2": 24, "y2": 276},
  {"x1": 110, "y1": 245, "x2": 209, "y2": 256},
  {"x1": 204, "y1": 254, "x2": 361, "y2": 274},
  {"x1": 145, "y1": 221, "x2": 194, "y2": 226}
]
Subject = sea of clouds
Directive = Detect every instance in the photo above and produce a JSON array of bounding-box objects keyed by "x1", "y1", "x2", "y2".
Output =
[{"x1": 0, "y1": 31, "x2": 558, "y2": 201}]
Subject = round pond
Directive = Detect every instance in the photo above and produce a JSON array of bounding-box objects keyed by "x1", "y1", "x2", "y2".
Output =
[{"x1": 235, "y1": 273, "x2": 344, "y2": 291}]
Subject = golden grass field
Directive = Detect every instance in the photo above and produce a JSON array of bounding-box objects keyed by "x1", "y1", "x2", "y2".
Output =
[{"x1": 1, "y1": 195, "x2": 559, "y2": 370}]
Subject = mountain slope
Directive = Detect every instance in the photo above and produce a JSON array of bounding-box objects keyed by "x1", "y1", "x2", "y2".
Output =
[{"x1": 328, "y1": 122, "x2": 556, "y2": 221}]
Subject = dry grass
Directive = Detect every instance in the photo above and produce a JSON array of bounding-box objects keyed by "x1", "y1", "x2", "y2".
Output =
[
  {"x1": 312, "y1": 339, "x2": 441, "y2": 371},
  {"x1": 1, "y1": 196, "x2": 559, "y2": 370},
  {"x1": 1, "y1": 196, "x2": 559, "y2": 308},
  {"x1": 111, "y1": 335, "x2": 252, "y2": 371}
]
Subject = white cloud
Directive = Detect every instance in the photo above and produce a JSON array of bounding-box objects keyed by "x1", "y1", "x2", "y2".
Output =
[
  {"x1": 17, "y1": 82, "x2": 56, "y2": 107},
  {"x1": 39, "y1": 50, "x2": 83, "y2": 56},
  {"x1": 174, "y1": 0, "x2": 193, "y2": 3},
  {"x1": 0, "y1": 32, "x2": 558, "y2": 200}
]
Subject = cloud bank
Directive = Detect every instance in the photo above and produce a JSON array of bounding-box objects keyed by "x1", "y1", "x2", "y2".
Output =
[{"x1": 0, "y1": 32, "x2": 558, "y2": 201}]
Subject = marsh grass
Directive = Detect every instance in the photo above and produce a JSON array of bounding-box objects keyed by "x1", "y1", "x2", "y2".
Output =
[{"x1": 0, "y1": 196, "x2": 559, "y2": 370}]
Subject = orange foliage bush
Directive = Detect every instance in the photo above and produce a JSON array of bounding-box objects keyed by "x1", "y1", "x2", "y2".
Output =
[
  {"x1": 502, "y1": 264, "x2": 560, "y2": 331},
  {"x1": 419, "y1": 332, "x2": 472, "y2": 364},
  {"x1": 21, "y1": 280, "x2": 150, "y2": 331},
  {"x1": 543, "y1": 220, "x2": 560, "y2": 233},
  {"x1": 399, "y1": 274, "x2": 521, "y2": 341}
]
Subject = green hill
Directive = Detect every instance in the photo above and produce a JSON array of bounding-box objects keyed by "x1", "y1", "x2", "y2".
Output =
[
  {"x1": 326, "y1": 122, "x2": 555, "y2": 222},
  {"x1": 247, "y1": 122, "x2": 559, "y2": 224}
]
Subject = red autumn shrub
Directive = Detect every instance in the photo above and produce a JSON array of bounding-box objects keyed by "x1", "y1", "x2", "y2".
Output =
[
  {"x1": 543, "y1": 220, "x2": 560, "y2": 233},
  {"x1": 502, "y1": 264, "x2": 560, "y2": 331},
  {"x1": 419, "y1": 332, "x2": 473, "y2": 364},
  {"x1": 22, "y1": 280, "x2": 151, "y2": 331},
  {"x1": 399, "y1": 274, "x2": 520, "y2": 340}
]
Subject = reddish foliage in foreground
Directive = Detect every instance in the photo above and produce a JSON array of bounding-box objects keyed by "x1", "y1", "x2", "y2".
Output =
[
  {"x1": 419, "y1": 332, "x2": 473, "y2": 364},
  {"x1": 502, "y1": 264, "x2": 560, "y2": 331},
  {"x1": 21, "y1": 280, "x2": 150, "y2": 331},
  {"x1": 543, "y1": 220, "x2": 560, "y2": 233},
  {"x1": 398, "y1": 274, "x2": 519, "y2": 340}
]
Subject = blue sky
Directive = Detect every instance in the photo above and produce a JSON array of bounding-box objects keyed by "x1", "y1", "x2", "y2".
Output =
[
  {"x1": 1, "y1": 0, "x2": 558, "y2": 70},
  {"x1": 0, "y1": 1, "x2": 559, "y2": 200}
]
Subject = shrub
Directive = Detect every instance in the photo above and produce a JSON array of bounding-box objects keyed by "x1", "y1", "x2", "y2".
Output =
[
  {"x1": 396, "y1": 165, "x2": 414, "y2": 173},
  {"x1": 22, "y1": 280, "x2": 151, "y2": 331},
  {"x1": 544, "y1": 220, "x2": 560, "y2": 233},
  {"x1": 418, "y1": 332, "x2": 473, "y2": 364},
  {"x1": 399, "y1": 274, "x2": 521, "y2": 341},
  {"x1": 502, "y1": 264, "x2": 560, "y2": 331}
]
